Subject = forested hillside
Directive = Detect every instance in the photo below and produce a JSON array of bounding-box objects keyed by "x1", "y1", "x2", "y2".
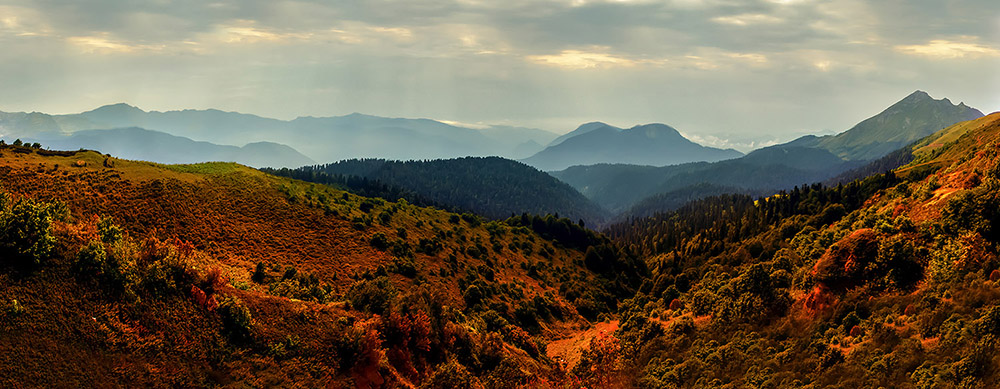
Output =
[
  {"x1": 568, "y1": 112, "x2": 1000, "y2": 387},
  {"x1": 268, "y1": 157, "x2": 609, "y2": 225}
]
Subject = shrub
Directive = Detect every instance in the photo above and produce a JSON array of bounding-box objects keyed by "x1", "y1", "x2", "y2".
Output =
[
  {"x1": 217, "y1": 294, "x2": 254, "y2": 344},
  {"x1": 0, "y1": 194, "x2": 68, "y2": 267},
  {"x1": 460, "y1": 213, "x2": 481, "y2": 228},
  {"x1": 143, "y1": 251, "x2": 193, "y2": 296},
  {"x1": 420, "y1": 360, "x2": 480, "y2": 389},
  {"x1": 6, "y1": 299, "x2": 24, "y2": 316},
  {"x1": 76, "y1": 240, "x2": 141, "y2": 301},
  {"x1": 251, "y1": 262, "x2": 267, "y2": 283},
  {"x1": 346, "y1": 276, "x2": 396, "y2": 314},
  {"x1": 391, "y1": 257, "x2": 418, "y2": 278},
  {"x1": 417, "y1": 237, "x2": 443, "y2": 255},
  {"x1": 97, "y1": 216, "x2": 123, "y2": 244},
  {"x1": 812, "y1": 229, "x2": 879, "y2": 290}
]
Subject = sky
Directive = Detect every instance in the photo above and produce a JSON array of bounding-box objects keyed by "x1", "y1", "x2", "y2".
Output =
[{"x1": 0, "y1": 0, "x2": 998, "y2": 150}]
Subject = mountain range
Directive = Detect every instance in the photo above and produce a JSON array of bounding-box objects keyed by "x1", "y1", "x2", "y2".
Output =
[
  {"x1": 0, "y1": 90, "x2": 984, "y2": 224},
  {"x1": 25, "y1": 127, "x2": 315, "y2": 168},
  {"x1": 552, "y1": 91, "x2": 984, "y2": 217},
  {"x1": 0, "y1": 104, "x2": 559, "y2": 164}
]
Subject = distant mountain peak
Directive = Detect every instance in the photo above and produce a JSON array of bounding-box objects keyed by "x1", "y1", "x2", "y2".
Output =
[
  {"x1": 812, "y1": 90, "x2": 984, "y2": 161},
  {"x1": 523, "y1": 121, "x2": 742, "y2": 171},
  {"x1": 573, "y1": 121, "x2": 618, "y2": 133},
  {"x1": 89, "y1": 103, "x2": 144, "y2": 114},
  {"x1": 629, "y1": 123, "x2": 682, "y2": 138}
]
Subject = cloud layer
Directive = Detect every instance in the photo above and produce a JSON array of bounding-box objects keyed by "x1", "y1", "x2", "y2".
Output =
[{"x1": 0, "y1": 0, "x2": 997, "y2": 139}]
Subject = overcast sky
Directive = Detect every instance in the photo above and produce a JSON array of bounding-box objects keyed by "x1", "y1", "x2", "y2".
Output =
[{"x1": 0, "y1": 0, "x2": 997, "y2": 148}]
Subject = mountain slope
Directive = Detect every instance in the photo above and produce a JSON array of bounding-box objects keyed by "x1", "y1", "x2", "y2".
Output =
[
  {"x1": 0, "y1": 145, "x2": 644, "y2": 386},
  {"x1": 798, "y1": 90, "x2": 983, "y2": 160},
  {"x1": 270, "y1": 156, "x2": 610, "y2": 224},
  {"x1": 522, "y1": 123, "x2": 743, "y2": 171},
  {"x1": 26, "y1": 127, "x2": 315, "y2": 168},
  {"x1": 586, "y1": 112, "x2": 1000, "y2": 387}
]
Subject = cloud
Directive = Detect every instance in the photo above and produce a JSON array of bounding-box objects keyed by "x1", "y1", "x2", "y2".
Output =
[
  {"x1": 711, "y1": 13, "x2": 783, "y2": 26},
  {"x1": 0, "y1": 5, "x2": 52, "y2": 37},
  {"x1": 526, "y1": 48, "x2": 648, "y2": 69},
  {"x1": 438, "y1": 119, "x2": 491, "y2": 129},
  {"x1": 895, "y1": 37, "x2": 1000, "y2": 59},
  {"x1": 65, "y1": 34, "x2": 168, "y2": 54},
  {"x1": 0, "y1": 0, "x2": 998, "y2": 140}
]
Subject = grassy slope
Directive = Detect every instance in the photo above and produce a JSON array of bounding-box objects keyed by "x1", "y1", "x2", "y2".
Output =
[{"x1": 0, "y1": 147, "x2": 627, "y2": 387}]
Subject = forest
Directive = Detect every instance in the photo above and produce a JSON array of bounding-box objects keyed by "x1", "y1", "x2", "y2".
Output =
[{"x1": 265, "y1": 157, "x2": 609, "y2": 224}]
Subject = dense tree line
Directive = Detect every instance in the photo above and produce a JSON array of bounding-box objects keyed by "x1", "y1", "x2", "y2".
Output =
[
  {"x1": 261, "y1": 166, "x2": 452, "y2": 211},
  {"x1": 825, "y1": 144, "x2": 915, "y2": 186},
  {"x1": 605, "y1": 171, "x2": 901, "y2": 258},
  {"x1": 265, "y1": 157, "x2": 609, "y2": 224},
  {"x1": 615, "y1": 183, "x2": 757, "y2": 222}
]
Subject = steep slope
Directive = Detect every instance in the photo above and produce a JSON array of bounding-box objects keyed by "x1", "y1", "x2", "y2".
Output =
[
  {"x1": 522, "y1": 123, "x2": 742, "y2": 171},
  {"x1": 578, "y1": 112, "x2": 1000, "y2": 387},
  {"x1": 0, "y1": 145, "x2": 645, "y2": 386},
  {"x1": 799, "y1": 90, "x2": 983, "y2": 160},
  {"x1": 268, "y1": 156, "x2": 610, "y2": 225},
  {"x1": 26, "y1": 127, "x2": 315, "y2": 168}
]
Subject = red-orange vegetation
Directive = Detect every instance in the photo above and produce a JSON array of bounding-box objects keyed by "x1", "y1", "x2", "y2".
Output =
[{"x1": 812, "y1": 229, "x2": 878, "y2": 290}]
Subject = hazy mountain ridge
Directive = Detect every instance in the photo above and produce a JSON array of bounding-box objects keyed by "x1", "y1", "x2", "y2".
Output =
[
  {"x1": 522, "y1": 122, "x2": 743, "y2": 171},
  {"x1": 790, "y1": 90, "x2": 984, "y2": 160},
  {"x1": 23, "y1": 127, "x2": 315, "y2": 168},
  {"x1": 0, "y1": 104, "x2": 558, "y2": 163}
]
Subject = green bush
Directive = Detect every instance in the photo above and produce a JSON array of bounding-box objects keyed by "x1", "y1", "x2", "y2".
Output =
[
  {"x1": 218, "y1": 294, "x2": 254, "y2": 344},
  {"x1": 420, "y1": 360, "x2": 480, "y2": 389},
  {"x1": 6, "y1": 299, "x2": 24, "y2": 316},
  {"x1": 76, "y1": 240, "x2": 141, "y2": 301},
  {"x1": 371, "y1": 235, "x2": 391, "y2": 252},
  {"x1": 345, "y1": 276, "x2": 396, "y2": 314},
  {"x1": 0, "y1": 193, "x2": 68, "y2": 267},
  {"x1": 251, "y1": 262, "x2": 267, "y2": 283},
  {"x1": 97, "y1": 216, "x2": 123, "y2": 244}
]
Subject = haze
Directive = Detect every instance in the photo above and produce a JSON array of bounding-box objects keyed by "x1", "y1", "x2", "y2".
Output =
[{"x1": 0, "y1": 0, "x2": 998, "y2": 149}]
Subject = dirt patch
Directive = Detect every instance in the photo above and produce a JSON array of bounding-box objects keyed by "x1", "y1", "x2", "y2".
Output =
[{"x1": 546, "y1": 320, "x2": 619, "y2": 370}]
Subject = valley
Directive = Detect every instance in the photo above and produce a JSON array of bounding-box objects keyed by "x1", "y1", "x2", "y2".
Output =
[{"x1": 3, "y1": 99, "x2": 1000, "y2": 386}]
